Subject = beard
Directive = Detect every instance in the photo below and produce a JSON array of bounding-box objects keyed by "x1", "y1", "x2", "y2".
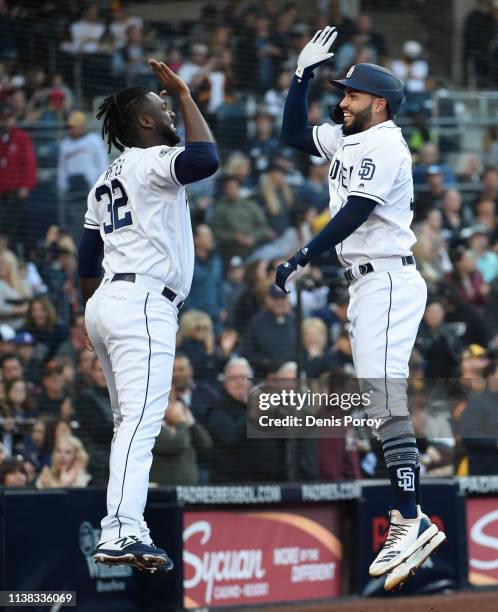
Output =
[
  {"x1": 341, "y1": 104, "x2": 374, "y2": 136},
  {"x1": 159, "y1": 123, "x2": 181, "y2": 146}
]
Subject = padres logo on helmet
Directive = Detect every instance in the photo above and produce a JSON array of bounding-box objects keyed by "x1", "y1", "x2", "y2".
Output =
[{"x1": 346, "y1": 65, "x2": 356, "y2": 78}]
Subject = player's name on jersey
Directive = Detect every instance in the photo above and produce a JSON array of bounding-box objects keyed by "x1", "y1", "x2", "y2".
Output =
[{"x1": 257, "y1": 414, "x2": 382, "y2": 429}]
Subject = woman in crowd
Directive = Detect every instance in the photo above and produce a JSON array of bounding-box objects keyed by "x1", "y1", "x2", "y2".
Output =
[
  {"x1": 36, "y1": 433, "x2": 90, "y2": 488},
  {"x1": 447, "y1": 246, "x2": 490, "y2": 310},
  {"x1": 0, "y1": 253, "x2": 31, "y2": 330},
  {"x1": 302, "y1": 317, "x2": 338, "y2": 378},
  {"x1": 21, "y1": 415, "x2": 57, "y2": 473},
  {"x1": 26, "y1": 295, "x2": 65, "y2": 357},
  {"x1": 178, "y1": 310, "x2": 222, "y2": 383}
]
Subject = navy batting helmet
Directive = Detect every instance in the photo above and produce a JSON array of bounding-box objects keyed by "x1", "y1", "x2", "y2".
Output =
[{"x1": 331, "y1": 63, "x2": 405, "y2": 118}]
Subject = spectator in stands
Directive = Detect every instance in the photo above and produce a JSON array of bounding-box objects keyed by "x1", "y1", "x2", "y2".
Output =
[
  {"x1": 1, "y1": 353, "x2": 23, "y2": 384},
  {"x1": 74, "y1": 348, "x2": 95, "y2": 392},
  {"x1": 178, "y1": 310, "x2": 221, "y2": 383},
  {"x1": 0, "y1": 441, "x2": 5, "y2": 466},
  {"x1": 298, "y1": 160, "x2": 330, "y2": 213},
  {"x1": 15, "y1": 331, "x2": 45, "y2": 385},
  {"x1": 63, "y1": 5, "x2": 106, "y2": 54},
  {"x1": 448, "y1": 246, "x2": 490, "y2": 309},
  {"x1": 412, "y1": 143, "x2": 457, "y2": 187},
  {"x1": 459, "y1": 360, "x2": 498, "y2": 475},
  {"x1": 149, "y1": 397, "x2": 212, "y2": 486},
  {"x1": 73, "y1": 356, "x2": 112, "y2": 485},
  {"x1": 317, "y1": 371, "x2": 361, "y2": 481},
  {"x1": 112, "y1": 24, "x2": 155, "y2": 88},
  {"x1": 0, "y1": 253, "x2": 30, "y2": 329},
  {"x1": 415, "y1": 300, "x2": 461, "y2": 378},
  {"x1": 259, "y1": 164, "x2": 295, "y2": 236},
  {"x1": 3, "y1": 378, "x2": 36, "y2": 429},
  {"x1": 264, "y1": 69, "x2": 292, "y2": 122},
  {"x1": 109, "y1": 4, "x2": 143, "y2": 50},
  {"x1": 415, "y1": 165, "x2": 447, "y2": 220},
  {"x1": 413, "y1": 215, "x2": 452, "y2": 286},
  {"x1": 211, "y1": 176, "x2": 272, "y2": 263},
  {"x1": 473, "y1": 196, "x2": 496, "y2": 234},
  {"x1": 441, "y1": 189, "x2": 467, "y2": 245},
  {"x1": 56, "y1": 311, "x2": 86, "y2": 363},
  {"x1": 480, "y1": 167, "x2": 498, "y2": 203},
  {"x1": 186, "y1": 225, "x2": 225, "y2": 331},
  {"x1": 247, "y1": 109, "x2": 280, "y2": 178},
  {"x1": 222, "y1": 153, "x2": 256, "y2": 199},
  {"x1": 312, "y1": 286, "x2": 349, "y2": 344},
  {"x1": 325, "y1": 0, "x2": 355, "y2": 47},
  {"x1": 44, "y1": 239, "x2": 79, "y2": 330},
  {"x1": 36, "y1": 433, "x2": 91, "y2": 488},
  {"x1": 411, "y1": 402, "x2": 454, "y2": 476},
  {"x1": 466, "y1": 225, "x2": 498, "y2": 283},
  {"x1": 463, "y1": 0, "x2": 495, "y2": 85},
  {"x1": 483, "y1": 126, "x2": 498, "y2": 168},
  {"x1": 0, "y1": 323, "x2": 16, "y2": 358},
  {"x1": 21, "y1": 415, "x2": 55, "y2": 473},
  {"x1": 223, "y1": 256, "x2": 246, "y2": 326},
  {"x1": 0, "y1": 457, "x2": 28, "y2": 488},
  {"x1": 231, "y1": 259, "x2": 268, "y2": 334},
  {"x1": 0, "y1": 103, "x2": 36, "y2": 253},
  {"x1": 241, "y1": 285, "x2": 296, "y2": 377},
  {"x1": 26, "y1": 295, "x2": 65, "y2": 357},
  {"x1": 172, "y1": 353, "x2": 219, "y2": 429},
  {"x1": 302, "y1": 317, "x2": 338, "y2": 377},
  {"x1": 37, "y1": 362, "x2": 68, "y2": 418},
  {"x1": 334, "y1": 29, "x2": 378, "y2": 77},
  {"x1": 354, "y1": 13, "x2": 387, "y2": 60},
  {"x1": 208, "y1": 356, "x2": 286, "y2": 482},
  {"x1": 253, "y1": 13, "x2": 284, "y2": 92},
  {"x1": 57, "y1": 111, "x2": 108, "y2": 242},
  {"x1": 390, "y1": 40, "x2": 429, "y2": 93}
]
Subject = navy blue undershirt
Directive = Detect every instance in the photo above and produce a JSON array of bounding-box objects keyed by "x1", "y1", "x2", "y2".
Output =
[
  {"x1": 303, "y1": 195, "x2": 377, "y2": 260},
  {"x1": 174, "y1": 142, "x2": 219, "y2": 185},
  {"x1": 78, "y1": 228, "x2": 104, "y2": 278},
  {"x1": 280, "y1": 74, "x2": 320, "y2": 156}
]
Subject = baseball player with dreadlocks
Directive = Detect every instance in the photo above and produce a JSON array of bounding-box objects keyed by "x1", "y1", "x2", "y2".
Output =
[
  {"x1": 77, "y1": 60, "x2": 218, "y2": 573},
  {"x1": 275, "y1": 27, "x2": 446, "y2": 590}
]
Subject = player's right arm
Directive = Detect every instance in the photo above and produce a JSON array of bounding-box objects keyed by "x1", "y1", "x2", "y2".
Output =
[
  {"x1": 281, "y1": 27, "x2": 338, "y2": 157},
  {"x1": 149, "y1": 59, "x2": 219, "y2": 185},
  {"x1": 78, "y1": 191, "x2": 103, "y2": 349}
]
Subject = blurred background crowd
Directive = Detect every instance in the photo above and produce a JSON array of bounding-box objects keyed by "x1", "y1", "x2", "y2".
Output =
[{"x1": 1, "y1": 0, "x2": 498, "y2": 490}]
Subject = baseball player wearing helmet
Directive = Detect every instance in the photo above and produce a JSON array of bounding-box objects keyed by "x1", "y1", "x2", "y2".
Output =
[
  {"x1": 275, "y1": 27, "x2": 445, "y2": 589},
  {"x1": 78, "y1": 60, "x2": 218, "y2": 573}
]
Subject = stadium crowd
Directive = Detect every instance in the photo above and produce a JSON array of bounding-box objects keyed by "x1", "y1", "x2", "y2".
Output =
[{"x1": 1, "y1": 0, "x2": 498, "y2": 489}]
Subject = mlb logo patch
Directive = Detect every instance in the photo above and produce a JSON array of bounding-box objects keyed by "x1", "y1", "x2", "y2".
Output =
[{"x1": 346, "y1": 65, "x2": 356, "y2": 78}]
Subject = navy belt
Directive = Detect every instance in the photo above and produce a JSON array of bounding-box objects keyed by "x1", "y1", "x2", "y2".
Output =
[
  {"x1": 344, "y1": 255, "x2": 415, "y2": 283},
  {"x1": 111, "y1": 273, "x2": 184, "y2": 309}
]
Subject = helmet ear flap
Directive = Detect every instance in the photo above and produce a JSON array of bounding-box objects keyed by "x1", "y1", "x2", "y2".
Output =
[{"x1": 330, "y1": 103, "x2": 344, "y2": 124}]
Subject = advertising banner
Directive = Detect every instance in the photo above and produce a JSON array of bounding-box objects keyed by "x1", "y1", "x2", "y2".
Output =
[
  {"x1": 467, "y1": 497, "x2": 498, "y2": 586},
  {"x1": 183, "y1": 507, "x2": 342, "y2": 609}
]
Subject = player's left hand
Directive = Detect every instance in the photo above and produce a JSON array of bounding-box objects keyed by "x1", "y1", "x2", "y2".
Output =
[
  {"x1": 275, "y1": 248, "x2": 310, "y2": 294},
  {"x1": 296, "y1": 26, "x2": 337, "y2": 79},
  {"x1": 148, "y1": 58, "x2": 190, "y2": 98}
]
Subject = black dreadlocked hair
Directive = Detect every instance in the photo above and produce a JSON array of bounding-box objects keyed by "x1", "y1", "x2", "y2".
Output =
[{"x1": 96, "y1": 86, "x2": 151, "y2": 153}]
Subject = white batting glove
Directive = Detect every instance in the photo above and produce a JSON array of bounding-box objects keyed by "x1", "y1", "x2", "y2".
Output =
[{"x1": 296, "y1": 26, "x2": 338, "y2": 79}]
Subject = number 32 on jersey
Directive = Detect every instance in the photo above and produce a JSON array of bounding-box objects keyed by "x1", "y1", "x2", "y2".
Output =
[{"x1": 95, "y1": 178, "x2": 133, "y2": 234}]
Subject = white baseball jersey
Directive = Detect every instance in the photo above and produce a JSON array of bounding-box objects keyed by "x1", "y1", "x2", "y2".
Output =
[
  {"x1": 312, "y1": 119, "x2": 415, "y2": 267},
  {"x1": 84, "y1": 145, "x2": 194, "y2": 301}
]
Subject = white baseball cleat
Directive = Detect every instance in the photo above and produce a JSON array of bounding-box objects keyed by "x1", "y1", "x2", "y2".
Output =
[
  {"x1": 369, "y1": 507, "x2": 438, "y2": 578},
  {"x1": 384, "y1": 530, "x2": 446, "y2": 591}
]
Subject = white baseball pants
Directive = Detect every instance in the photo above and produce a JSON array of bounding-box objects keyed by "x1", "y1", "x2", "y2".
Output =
[
  {"x1": 85, "y1": 275, "x2": 178, "y2": 544},
  {"x1": 347, "y1": 265, "x2": 427, "y2": 421}
]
